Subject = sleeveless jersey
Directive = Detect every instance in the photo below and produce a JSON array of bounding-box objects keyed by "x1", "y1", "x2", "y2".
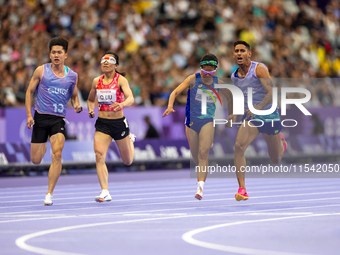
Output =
[
  {"x1": 97, "y1": 72, "x2": 124, "y2": 111},
  {"x1": 185, "y1": 73, "x2": 219, "y2": 119},
  {"x1": 231, "y1": 61, "x2": 272, "y2": 111},
  {"x1": 34, "y1": 64, "x2": 77, "y2": 117}
]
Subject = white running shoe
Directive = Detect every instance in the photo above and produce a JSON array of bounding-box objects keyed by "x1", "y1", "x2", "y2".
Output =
[
  {"x1": 95, "y1": 190, "x2": 112, "y2": 202},
  {"x1": 129, "y1": 133, "x2": 136, "y2": 143},
  {"x1": 195, "y1": 185, "x2": 203, "y2": 200},
  {"x1": 44, "y1": 193, "x2": 53, "y2": 206}
]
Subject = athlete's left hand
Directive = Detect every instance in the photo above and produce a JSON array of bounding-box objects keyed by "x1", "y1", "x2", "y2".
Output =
[
  {"x1": 110, "y1": 101, "x2": 123, "y2": 111},
  {"x1": 75, "y1": 106, "x2": 83, "y2": 113}
]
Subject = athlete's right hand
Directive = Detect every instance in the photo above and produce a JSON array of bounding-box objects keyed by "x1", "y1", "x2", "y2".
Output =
[
  {"x1": 162, "y1": 107, "x2": 175, "y2": 117},
  {"x1": 226, "y1": 114, "x2": 237, "y2": 128},
  {"x1": 27, "y1": 117, "x2": 34, "y2": 129},
  {"x1": 89, "y1": 110, "x2": 95, "y2": 118},
  {"x1": 75, "y1": 105, "x2": 83, "y2": 113}
]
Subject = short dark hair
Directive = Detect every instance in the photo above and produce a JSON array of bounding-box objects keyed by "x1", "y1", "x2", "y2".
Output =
[
  {"x1": 49, "y1": 37, "x2": 68, "y2": 53},
  {"x1": 234, "y1": 40, "x2": 251, "y2": 51},
  {"x1": 103, "y1": 51, "x2": 120, "y2": 65},
  {"x1": 200, "y1": 53, "x2": 218, "y2": 68}
]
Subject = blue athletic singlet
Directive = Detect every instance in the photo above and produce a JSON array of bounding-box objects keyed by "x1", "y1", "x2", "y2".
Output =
[
  {"x1": 231, "y1": 61, "x2": 281, "y2": 135},
  {"x1": 231, "y1": 61, "x2": 272, "y2": 112},
  {"x1": 184, "y1": 73, "x2": 219, "y2": 133},
  {"x1": 34, "y1": 64, "x2": 77, "y2": 117}
]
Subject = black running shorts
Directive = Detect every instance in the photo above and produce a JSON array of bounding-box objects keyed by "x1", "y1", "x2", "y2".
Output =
[
  {"x1": 31, "y1": 111, "x2": 66, "y2": 143},
  {"x1": 95, "y1": 117, "x2": 130, "y2": 140}
]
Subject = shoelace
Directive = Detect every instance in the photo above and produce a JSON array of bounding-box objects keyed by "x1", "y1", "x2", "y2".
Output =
[{"x1": 100, "y1": 191, "x2": 110, "y2": 198}]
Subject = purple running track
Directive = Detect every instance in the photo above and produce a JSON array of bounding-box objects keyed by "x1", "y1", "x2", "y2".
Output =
[{"x1": 0, "y1": 169, "x2": 340, "y2": 255}]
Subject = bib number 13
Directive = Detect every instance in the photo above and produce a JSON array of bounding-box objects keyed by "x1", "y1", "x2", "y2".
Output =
[{"x1": 53, "y1": 103, "x2": 64, "y2": 113}]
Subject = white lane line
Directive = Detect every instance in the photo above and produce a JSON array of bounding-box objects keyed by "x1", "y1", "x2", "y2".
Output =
[
  {"x1": 123, "y1": 212, "x2": 312, "y2": 216},
  {"x1": 1, "y1": 189, "x2": 340, "y2": 210},
  {"x1": 182, "y1": 213, "x2": 340, "y2": 255},
  {"x1": 0, "y1": 180, "x2": 322, "y2": 199},
  {"x1": 2, "y1": 196, "x2": 340, "y2": 224},
  {"x1": 1, "y1": 178, "x2": 338, "y2": 195},
  {"x1": 0, "y1": 177, "x2": 231, "y2": 194},
  {"x1": 11, "y1": 202, "x2": 340, "y2": 224},
  {"x1": 243, "y1": 213, "x2": 313, "y2": 216},
  {"x1": 0, "y1": 187, "x2": 222, "y2": 199},
  {"x1": 1, "y1": 181, "x2": 337, "y2": 200},
  {"x1": 1, "y1": 181, "x2": 340, "y2": 215},
  {"x1": 0, "y1": 175, "x2": 194, "y2": 190},
  {"x1": 4, "y1": 203, "x2": 339, "y2": 223},
  {"x1": 123, "y1": 213, "x2": 188, "y2": 216},
  {"x1": 5, "y1": 185, "x2": 340, "y2": 203},
  {"x1": 15, "y1": 206, "x2": 340, "y2": 255},
  {"x1": 15, "y1": 214, "x2": 192, "y2": 255},
  {"x1": 0, "y1": 179, "x2": 237, "y2": 196},
  {"x1": 3, "y1": 197, "x2": 340, "y2": 222},
  {"x1": 0, "y1": 184, "x2": 242, "y2": 201},
  {"x1": 0, "y1": 176, "x2": 319, "y2": 192},
  {"x1": 0, "y1": 182, "x2": 192, "y2": 195},
  {"x1": 0, "y1": 214, "x2": 66, "y2": 218},
  {"x1": 0, "y1": 180, "x2": 193, "y2": 194}
]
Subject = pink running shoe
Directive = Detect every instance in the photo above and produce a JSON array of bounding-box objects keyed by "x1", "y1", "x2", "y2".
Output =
[
  {"x1": 235, "y1": 187, "x2": 249, "y2": 201},
  {"x1": 280, "y1": 133, "x2": 287, "y2": 152}
]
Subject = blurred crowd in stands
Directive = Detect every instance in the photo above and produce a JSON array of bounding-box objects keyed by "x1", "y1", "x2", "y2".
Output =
[{"x1": 1, "y1": 0, "x2": 340, "y2": 108}]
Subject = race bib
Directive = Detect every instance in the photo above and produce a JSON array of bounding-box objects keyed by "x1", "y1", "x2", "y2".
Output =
[{"x1": 97, "y1": 89, "x2": 117, "y2": 104}]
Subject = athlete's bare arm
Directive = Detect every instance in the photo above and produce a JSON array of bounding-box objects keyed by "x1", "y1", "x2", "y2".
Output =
[
  {"x1": 87, "y1": 77, "x2": 100, "y2": 118},
  {"x1": 218, "y1": 79, "x2": 236, "y2": 127},
  {"x1": 70, "y1": 76, "x2": 82, "y2": 113},
  {"x1": 162, "y1": 74, "x2": 195, "y2": 117},
  {"x1": 244, "y1": 64, "x2": 274, "y2": 119},
  {"x1": 218, "y1": 79, "x2": 233, "y2": 115},
  {"x1": 254, "y1": 64, "x2": 274, "y2": 110},
  {"x1": 111, "y1": 76, "x2": 134, "y2": 111},
  {"x1": 25, "y1": 66, "x2": 43, "y2": 129}
]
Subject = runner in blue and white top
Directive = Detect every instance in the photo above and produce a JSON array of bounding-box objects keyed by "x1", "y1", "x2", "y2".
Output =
[
  {"x1": 25, "y1": 37, "x2": 82, "y2": 206},
  {"x1": 34, "y1": 63, "x2": 77, "y2": 117},
  {"x1": 227, "y1": 41, "x2": 287, "y2": 202},
  {"x1": 163, "y1": 54, "x2": 233, "y2": 200}
]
